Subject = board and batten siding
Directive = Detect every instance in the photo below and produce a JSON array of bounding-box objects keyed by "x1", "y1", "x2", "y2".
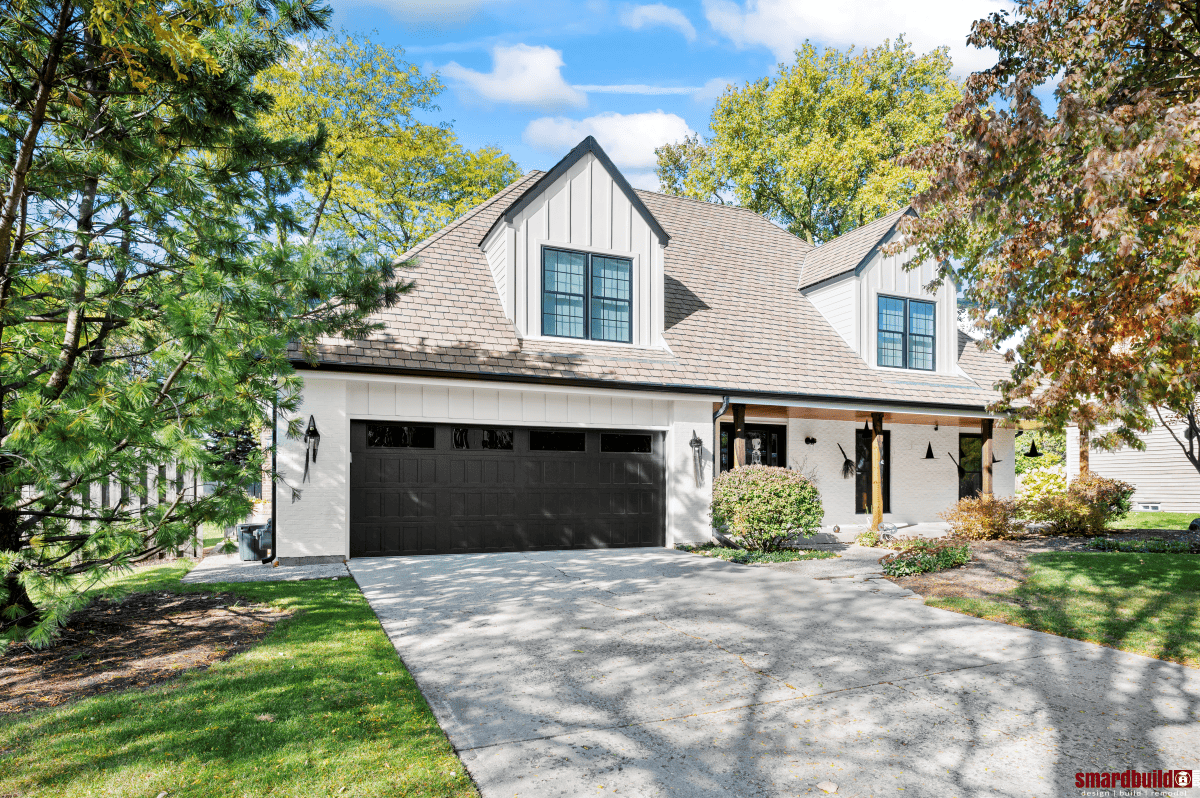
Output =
[
  {"x1": 856, "y1": 233, "x2": 957, "y2": 376},
  {"x1": 804, "y1": 277, "x2": 855, "y2": 350},
  {"x1": 1067, "y1": 424, "x2": 1200, "y2": 513},
  {"x1": 486, "y1": 152, "x2": 667, "y2": 348}
]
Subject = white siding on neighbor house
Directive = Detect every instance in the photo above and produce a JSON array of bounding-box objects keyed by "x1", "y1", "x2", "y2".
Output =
[
  {"x1": 782, "y1": 416, "x2": 1014, "y2": 527},
  {"x1": 1067, "y1": 425, "x2": 1200, "y2": 513},
  {"x1": 855, "y1": 234, "x2": 958, "y2": 376},
  {"x1": 276, "y1": 374, "x2": 716, "y2": 559},
  {"x1": 804, "y1": 277, "x2": 855, "y2": 350},
  {"x1": 490, "y1": 152, "x2": 666, "y2": 348}
]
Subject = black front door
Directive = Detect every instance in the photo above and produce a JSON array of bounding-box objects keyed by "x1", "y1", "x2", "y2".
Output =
[
  {"x1": 855, "y1": 428, "x2": 891, "y2": 514},
  {"x1": 719, "y1": 423, "x2": 787, "y2": 471},
  {"x1": 959, "y1": 434, "x2": 983, "y2": 499}
]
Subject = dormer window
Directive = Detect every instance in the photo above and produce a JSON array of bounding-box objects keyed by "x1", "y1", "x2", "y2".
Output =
[
  {"x1": 878, "y1": 295, "x2": 935, "y2": 370},
  {"x1": 542, "y1": 247, "x2": 632, "y2": 343}
]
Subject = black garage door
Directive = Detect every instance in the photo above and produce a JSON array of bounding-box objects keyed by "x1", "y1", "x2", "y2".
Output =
[{"x1": 349, "y1": 422, "x2": 665, "y2": 556}]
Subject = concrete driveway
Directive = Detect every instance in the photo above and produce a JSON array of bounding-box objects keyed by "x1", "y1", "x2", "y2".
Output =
[{"x1": 349, "y1": 549, "x2": 1200, "y2": 797}]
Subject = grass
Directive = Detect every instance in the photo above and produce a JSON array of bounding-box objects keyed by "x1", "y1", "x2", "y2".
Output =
[
  {"x1": 676, "y1": 543, "x2": 839, "y2": 564},
  {"x1": 1108, "y1": 511, "x2": 1195, "y2": 530},
  {"x1": 0, "y1": 562, "x2": 476, "y2": 798},
  {"x1": 1087, "y1": 537, "x2": 1193, "y2": 553},
  {"x1": 928, "y1": 552, "x2": 1200, "y2": 667}
]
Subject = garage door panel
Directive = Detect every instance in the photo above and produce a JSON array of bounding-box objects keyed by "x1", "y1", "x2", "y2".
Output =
[{"x1": 350, "y1": 422, "x2": 664, "y2": 556}]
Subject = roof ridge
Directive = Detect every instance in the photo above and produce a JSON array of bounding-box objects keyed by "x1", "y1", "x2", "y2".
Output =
[
  {"x1": 807, "y1": 206, "x2": 910, "y2": 253},
  {"x1": 395, "y1": 170, "x2": 545, "y2": 263}
]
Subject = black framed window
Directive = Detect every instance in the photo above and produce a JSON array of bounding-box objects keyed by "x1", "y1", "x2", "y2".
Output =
[
  {"x1": 877, "y1": 295, "x2": 935, "y2": 371},
  {"x1": 542, "y1": 247, "x2": 632, "y2": 343},
  {"x1": 600, "y1": 433, "x2": 652, "y2": 453},
  {"x1": 529, "y1": 429, "x2": 586, "y2": 451},
  {"x1": 366, "y1": 424, "x2": 435, "y2": 448},
  {"x1": 452, "y1": 427, "x2": 514, "y2": 450}
]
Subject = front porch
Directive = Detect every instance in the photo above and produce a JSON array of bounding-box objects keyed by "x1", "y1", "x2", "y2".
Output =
[{"x1": 713, "y1": 403, "x2": 1016, "y2": 529}]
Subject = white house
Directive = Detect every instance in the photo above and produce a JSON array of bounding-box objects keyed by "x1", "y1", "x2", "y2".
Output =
[
  {"x1": 1067, "y1": 421, "x2": 1200, "y2": 513},
  {"x1": 271, "y1": 137, "x2": 1015, "y2": 564}
]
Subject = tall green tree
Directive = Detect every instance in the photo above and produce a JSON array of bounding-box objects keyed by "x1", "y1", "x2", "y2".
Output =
[
  {"x1": 256, "y1": 33, "x2": 521, "y2": 255},
  {"x1": 901, "y1": 0, "x2": 1200, "y2": 470},
  {"x1": 0, "y1": 0, "x2": 402, "y2": 644},
  {"x1": 655, "y1": 39, "x2": 960, "y2": 244}
]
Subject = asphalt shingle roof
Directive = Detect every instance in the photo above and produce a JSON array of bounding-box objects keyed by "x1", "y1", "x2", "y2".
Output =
[
  {"x1": 797, "y1": 207, "x2": 913, "y2": 290},
  {"x1": 297, "y1": 174, "x2": 1009, "y2": 410}
]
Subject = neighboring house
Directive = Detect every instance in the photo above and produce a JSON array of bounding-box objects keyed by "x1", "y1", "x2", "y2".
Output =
[
  {"x1": 1067, "y1": 422, "x2": 1200, "y2": 513},
  {"x1": 272, "y1": 137, "x2": 1015, "y2": 564}
]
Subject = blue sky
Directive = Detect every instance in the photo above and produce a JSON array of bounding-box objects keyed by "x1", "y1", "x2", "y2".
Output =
[{"x1": 327, "y1": 0, "x2": 1013, "y2": 189}]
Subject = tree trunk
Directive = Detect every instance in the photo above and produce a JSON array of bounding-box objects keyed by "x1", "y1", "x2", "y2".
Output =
[
  {"x1": 1078, "y1": 428, "x2": 1090, "y2": 477},
  {"x1": 870, "y1": 412, "x2": 884, "y2": 531},
  {"x1": 732, "y1": 404, "x2": 746, "y2": 468},
  {"x1": 0, "y1": 502, "x2": 38, "y2": 630},
  {"x1": 981, "y1": 418, "x2": 994, "y2": 495}
]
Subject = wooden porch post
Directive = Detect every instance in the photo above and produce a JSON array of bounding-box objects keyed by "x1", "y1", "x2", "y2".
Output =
[
  {"x1": 1078, "y1": 428, "x2": 1090, "y2": 476},
  {"x1": 732, "y1": 404, "x2": 746, "y2": 468},
  {"x1": 981, "y1": 418, "x2": 994, "y2": 495},
  {"x1": 870, "y1": 412, "x2": 884, "y2": 531}
]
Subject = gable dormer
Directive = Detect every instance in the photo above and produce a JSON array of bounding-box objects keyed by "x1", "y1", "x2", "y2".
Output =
[
  {"x1": 799, "y1": 208, "x2": 961, "y2": 377},
  {"x1": 481, "y1": 137, "x2": 670, "y2": 349}
]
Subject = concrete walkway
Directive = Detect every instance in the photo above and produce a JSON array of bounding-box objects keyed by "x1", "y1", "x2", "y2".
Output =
[
  {"x1": 182, "y1": 553, "x2": 349, "y2": 584},
  {"x1": 349, "y1": 549, "x2": 1200, "y2": 797}
]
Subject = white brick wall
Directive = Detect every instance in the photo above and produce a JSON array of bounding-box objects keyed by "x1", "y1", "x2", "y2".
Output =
[{"x1": 666, "y1": 400, "x2": 714, "y2": 546}]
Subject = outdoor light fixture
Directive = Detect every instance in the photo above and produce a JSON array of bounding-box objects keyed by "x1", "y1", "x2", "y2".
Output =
[
  {"x1": 805, "y1": 436, "x2": 817, "y2": 445},
  {"x1": 302, "y1": 415, "x2": 320, "y2": 483},
  {"x1": 934, "y1": 420, "x2": 939, "y2": 431},
  {"x1": 924, "y1": 443, "x2": 936, "y2": 459},
  {"x1": 689, "y1": 430, "x2": 704, "y2": 488},
  {"x1": 1026, "y1": 440, "x2": 1042, "y2": 458}
]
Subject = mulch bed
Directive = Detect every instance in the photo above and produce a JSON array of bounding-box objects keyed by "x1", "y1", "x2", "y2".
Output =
[
  {"x1": 0, "y1": 591, "x2": 290, "y2": 714},
  {"x1": 886, "y1": 528, "x2": 1200, "y2": 602}
]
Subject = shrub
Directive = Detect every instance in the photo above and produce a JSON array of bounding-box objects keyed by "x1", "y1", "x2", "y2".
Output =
[
  {"x1": 1020, "y1": 467, "x2": 1068, "y2": 503},
  {"x1": 711, "y1": 466, "x2": 824, "y2": 551},
  {"x1": 880, "y1": 541, "x2": 970, "y2": 577},
  {"x1": 854, "y1": 530, "x2": 882, "y2": 548},
  {"x1": 1022, "y1": 473, "x2": 1136, "y2": 535},
  {"x1": 939, "y1": 495, "x2": 1024, "y2": 540}
]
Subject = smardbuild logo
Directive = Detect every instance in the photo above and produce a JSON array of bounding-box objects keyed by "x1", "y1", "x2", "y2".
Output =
[{"x1": 1075, "y1": 769, "x2": 1192, "y2": 789}]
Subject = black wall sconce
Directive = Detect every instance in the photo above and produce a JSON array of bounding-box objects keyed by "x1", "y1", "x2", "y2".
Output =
[
  {"x1": 302, "y1": 415, "x2": 320, "y2": 484},
  {"x1": 934, "y1": 420, "x2": 939, "y2": 431},
  {"x1": 688, "y1": 430, "x2": 704, "y2": 488},
  {"x1": 804, "y1": 436, "x2": 817, "y2": 445}
]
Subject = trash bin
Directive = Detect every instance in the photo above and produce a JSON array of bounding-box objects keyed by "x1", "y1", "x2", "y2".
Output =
[{"x1": 237, "y1": 523, "x2": 268, "y2": 561}]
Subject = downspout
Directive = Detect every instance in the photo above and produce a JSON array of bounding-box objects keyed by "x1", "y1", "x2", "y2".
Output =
[{"x1": 712, "y1": 396, "x2": 729, "y2": 476}]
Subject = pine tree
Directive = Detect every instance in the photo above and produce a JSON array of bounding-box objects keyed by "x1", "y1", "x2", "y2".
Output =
[{"x1": 0, "y1": 0, "x2": 402, "y2": 644}]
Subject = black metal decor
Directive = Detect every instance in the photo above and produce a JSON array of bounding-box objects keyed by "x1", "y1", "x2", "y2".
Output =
[
  {"x1": 837, "y1": 443, "x2": 855, "y2": 478},
  {"x1": 302, "y1": 415, "x2": 321, "y2": 484},
  {"x1": 689, "y1": 430, "x2": 704, "y2": 487},
  {"x1": 924, "y1": 442, "x2": 936, "y2": 459},
  {"x1": 1026, "y1": 440, "x2": 1042, "y2": 458}
]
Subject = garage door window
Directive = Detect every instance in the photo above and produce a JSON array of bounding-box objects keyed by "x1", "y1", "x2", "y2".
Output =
[
  {"x1": 366, "y1": 424, "x2": 435, "y2": 448},
  {"x1": 452, "y1": 427, "x2": 515, "y2": 450},
  {"x1": 529, "y1": 429, "x2": 586, "y2": 451},
  {"x1": 600, "y1": 433, "x2": 652, "y2": 453}
]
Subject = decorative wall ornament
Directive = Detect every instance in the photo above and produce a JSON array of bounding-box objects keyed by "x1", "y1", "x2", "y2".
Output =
[
  {"x1": 804, "y1": 436, "x2": 817, "y2": 445},
  {"x1": 302, "y1": 415, "x2": 321, "y2": 483},
  {"x1": 924, "y1": 443, "x2": 936, "y2": 459},
  {"x1": 1026, "y1": 440, "x2": 1042, "y2": 458},
  {"x1": 837, "y1": 443, "x2": 855, "y2": 479},
  {"x1": 688, "y1": 430, "x2": 704, "y2": 487}
]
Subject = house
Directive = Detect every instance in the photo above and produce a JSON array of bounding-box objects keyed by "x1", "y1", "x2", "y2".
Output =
[
  {"x1": 271, "y1": 137, "x2": 1015, "y2": 564},
  {"x1": 1067, "y1": 421, "x2": 1200, "y2": 513}
]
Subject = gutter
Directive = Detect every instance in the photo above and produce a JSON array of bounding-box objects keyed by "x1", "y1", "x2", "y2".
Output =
[{"x1": 713, "y1": 395, "x2": 730, "y2": 422}]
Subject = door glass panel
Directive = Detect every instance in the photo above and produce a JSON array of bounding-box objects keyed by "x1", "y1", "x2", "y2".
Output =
[
  {"x1": 366, "y1": 424, "x2": 435, "y2": 448},
  {"x1": 452, "y1": 428, "x2": 515, "y2": 450},
  {"x1": 854, "y1": 429, "x2": 891, "y2": 514},
  {"x1": 600, "y1": 433, "x2": 652, "y2": 453},
  {"x1": 959, "y1": 434, "x2": 983, "y2": 499}
]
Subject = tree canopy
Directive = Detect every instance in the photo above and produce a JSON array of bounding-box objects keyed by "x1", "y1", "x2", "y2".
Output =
[
  {"x1": 256, "y1": 33, "x2": 521, "y2": 256},
  {"x1": 901, "y1": 0, "x2": 1200, "y2": 466},
  {"x1": 655, "y1": 39, "x2": 960, "y2": 244},
  {"x1": 0, "y1": 0, "x2": 403, "y2": 644}
]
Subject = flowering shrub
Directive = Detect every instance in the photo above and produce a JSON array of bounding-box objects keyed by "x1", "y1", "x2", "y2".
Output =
[
  {"x1": 939, "y1": 495, "x2": 1024, "y2": 540},
  {"x1": 711, "y1": 466, "x2": 824, "y2": 551},
  {"x1": 1022, "y1": 473, "x2": 1135, "y2": 535},
  {"x1": 880, "y1": 541, "x2": 970, "y2": 576},
  {"x1": 1020, "y1": 467, "x2": 1067, "y2": 503}
]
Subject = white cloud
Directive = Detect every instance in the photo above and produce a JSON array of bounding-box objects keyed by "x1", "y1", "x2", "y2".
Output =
[
  {"x1": 360, "y1": 0, "x2": 504, "y2": 26},
  {"x1": 523, "y1": 111, "x2": 695, "y2": 181},
  {"x1": 702, "y1": 0, "x2": 1013, "y2": 75},
  {"x1": 442, "y1": 44, "x2": 586, "y2": 109},
  {"x1": 619, "y1": 4, "x2": 697, "y2": 41},
  {"x1": 693, "y1": 77, "x2": 732, "y2": 102}
]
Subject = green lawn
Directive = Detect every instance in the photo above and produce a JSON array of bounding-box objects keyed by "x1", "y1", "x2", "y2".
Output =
[
  {"x1": 1108, "y1": 511, "x2": 1196, "y2": 530},
  {"x1": 929, "y1": 552, "x2": 1200, "y2": 667},
  {"x1": 0, "y1": 562, "x2": 476, "y2": 798}
]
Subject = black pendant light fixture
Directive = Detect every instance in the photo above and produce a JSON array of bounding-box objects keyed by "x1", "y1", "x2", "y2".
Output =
[{"x1": 924, "y1": 442, "x2": 936, "y2": 459}]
